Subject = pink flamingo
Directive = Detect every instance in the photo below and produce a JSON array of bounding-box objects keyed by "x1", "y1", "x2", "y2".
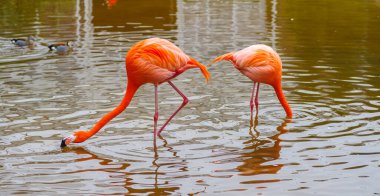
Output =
[
  {"x1": 61, "y1": 38, "x2": 210, "y2": 147},
  {"x1": 209, "y1": 44, "x2": 292, "y2": 118}
]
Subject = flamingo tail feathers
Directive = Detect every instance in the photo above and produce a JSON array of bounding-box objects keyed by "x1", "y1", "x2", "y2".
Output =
[
  {"x1": 188, "y1": 57, "x2": 211, "y2": 82},
  {"x1": 208, "y1": 52, "x2": 234, "y2": 66}
]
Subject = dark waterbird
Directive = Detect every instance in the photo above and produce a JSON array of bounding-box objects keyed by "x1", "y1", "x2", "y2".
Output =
[
  {"x1": 48, "y1": 41, "x2": 73, "y2": 54},
  {"x1": 48, "y1": 41, "x2": 73, "y2": 53},
  {"x1": 11, "y1": 36, "x2": 35, "y2": 47}
]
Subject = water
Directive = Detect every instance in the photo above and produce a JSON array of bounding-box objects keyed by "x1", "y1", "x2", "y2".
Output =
[{"x1": 1, "y1": 0, "x2": 380, "y2": 195}]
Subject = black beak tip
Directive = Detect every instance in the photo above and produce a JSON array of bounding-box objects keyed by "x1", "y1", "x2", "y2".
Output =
[{"x1": 60, "y1": 139, "x2": 67, "y2": 148}]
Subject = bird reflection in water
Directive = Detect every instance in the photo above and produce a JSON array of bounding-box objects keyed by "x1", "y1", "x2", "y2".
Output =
[
  {"x1": 60, "y1": 136, "x2": 186, "y2": 195},
  {"x1": 238, "y1": 115, "x2": 290, "y2": 184}
]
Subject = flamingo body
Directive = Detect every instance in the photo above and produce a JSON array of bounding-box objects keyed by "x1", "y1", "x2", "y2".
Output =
[
  {"x1": 61, "y1": 38, "x2": 209, "y2": 147},
  {"x1": 126, "y1": 38, "x2": 209, "y2": 85},
  {"x1": 234, "y1": 45, "x2": 281, "y2": 85},
  {"x1": 210, "y1": 44, "x2": 292, "y2": 118}
]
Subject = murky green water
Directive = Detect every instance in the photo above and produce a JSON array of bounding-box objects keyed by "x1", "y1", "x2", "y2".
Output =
[{"x1": 1, "y1": 0, "x2": 379, "y2": 195}]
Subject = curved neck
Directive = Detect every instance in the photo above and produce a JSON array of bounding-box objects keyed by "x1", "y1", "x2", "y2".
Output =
[
  {"x1": 274, "y1": 83, "x2": 292, "y2": 118},
  {"x1": 85, "y1": 81, "x2": 139, "y2": 139}
]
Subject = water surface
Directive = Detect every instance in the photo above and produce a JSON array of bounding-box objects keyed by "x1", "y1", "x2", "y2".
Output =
[{"x1": 1, "y1": 0, "x2": 380, "y2": 195}]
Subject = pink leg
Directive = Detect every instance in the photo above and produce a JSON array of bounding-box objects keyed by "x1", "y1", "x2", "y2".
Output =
[
  {"x1": 154, "y1": 84, "x2": 159, "y2": 140},
  {"x1": 250, "y1": 82, "x2": 257, "y2": 117},
  {"x1": 255, "y1": 83, "x2": 260, "y2": 113},
  {"x1": 157, "y1": 81, "x2": 189, "y2": 136}
]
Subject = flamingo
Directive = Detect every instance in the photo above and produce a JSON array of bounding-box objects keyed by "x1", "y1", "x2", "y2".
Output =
[
  {"x1": 106, "y1": 0, "x2": 118, "y2": 9},
  {"x1": 61, "y1": 38, "x2": 210, "y2": 147},
  {"x1": 209, "y1": 44, "x2": 292, "y2": 119}
]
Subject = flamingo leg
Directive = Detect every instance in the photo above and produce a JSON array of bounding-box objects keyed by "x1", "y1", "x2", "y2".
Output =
[
  {"x1": 157, "y1": 81, "x2": 188, "y2": 136},
  {"x1": 249, "y1": 82, "x2": 257, "y2": 128},
  {"x1": 254, "y1": 83, "x2": 260, "y2": 113},
  {"x1": 250, "y1": 82, "x2": 257, "y2": 117},
  {"x1": 154, "y1": 84, "x2": 159, "y2": 140}
]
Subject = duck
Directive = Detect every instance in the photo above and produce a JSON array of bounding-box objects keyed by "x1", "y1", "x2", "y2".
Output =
[
  {"x1": 48, "y1": 41, "x2": 73, "y2": 53},
  {"x1": 11, "y1": 36, "x2": 35, "y2": 47}
]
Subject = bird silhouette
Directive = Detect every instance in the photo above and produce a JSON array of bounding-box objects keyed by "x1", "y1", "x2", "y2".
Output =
[
  {"x1": 210, "y1": 44, "x2": 292, "y2": 118},
  {"x1": 61, "y1": 38, "x2": 210, "y2": 147}
]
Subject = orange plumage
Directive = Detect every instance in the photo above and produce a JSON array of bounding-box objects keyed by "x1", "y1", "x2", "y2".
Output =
[
  {"x1": 61, "y1": 38, "x2": 210, "y2": 147},
  {"x1": 126, "y1": 38, "x2": 209, "y2": 85},
  {"x1": 210, "y1": 44, "x2": 292, "y2": 118}
]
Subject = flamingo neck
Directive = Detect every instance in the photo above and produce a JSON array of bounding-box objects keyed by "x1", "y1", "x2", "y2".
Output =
[
  {"x1": 84, "y1": 81, "x2": 139, "y2": 140},
  {"x1": 274, "y1": 83, "x2": 292, "y2": 118}
]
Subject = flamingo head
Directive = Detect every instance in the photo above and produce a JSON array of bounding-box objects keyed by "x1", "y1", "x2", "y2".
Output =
[{"x1": 60, "y1": 131, "x2": 88, "y2": 148}]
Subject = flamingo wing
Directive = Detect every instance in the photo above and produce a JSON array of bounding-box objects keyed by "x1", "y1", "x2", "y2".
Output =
[
  {"x1": 126, "y1": 38, "x2": 209, "y2": 84},
  {"x1": 234, "y1": 45, "x2": 282, "y2": 85}
]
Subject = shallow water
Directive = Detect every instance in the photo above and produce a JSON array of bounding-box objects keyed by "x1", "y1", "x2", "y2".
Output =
[{"x1": 1, "y1": 0, "x2": 380, "y2": 195}]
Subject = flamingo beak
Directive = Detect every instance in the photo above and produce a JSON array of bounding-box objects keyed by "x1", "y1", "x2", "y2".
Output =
[{"x1": 60, "y1": 135, "x2": 75, "y2": 148}]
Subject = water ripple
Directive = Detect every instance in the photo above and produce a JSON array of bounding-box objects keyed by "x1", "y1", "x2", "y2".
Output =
[{"x1": 1, "y1": 0, "x2": 380, "y2": 195}]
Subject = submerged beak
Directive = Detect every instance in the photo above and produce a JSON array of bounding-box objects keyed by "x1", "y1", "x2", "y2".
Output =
[
  {"x1": 60, "y1": 139, "x2": 67, "y2": 148},
  {"x1": 60, "y1": 135, "x2": 75, "y2": 148}
]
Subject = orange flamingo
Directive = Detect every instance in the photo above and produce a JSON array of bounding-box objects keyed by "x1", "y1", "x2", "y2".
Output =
[
  {"x1": 209, "y1": 44, "x2": 292, "y2": 118},
  {"x1": 61, "y1": 38, "x2": 210, "y2": 147},
  {"x1": 106, "y1": 0, "x2": 118, "y2": 9}
]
